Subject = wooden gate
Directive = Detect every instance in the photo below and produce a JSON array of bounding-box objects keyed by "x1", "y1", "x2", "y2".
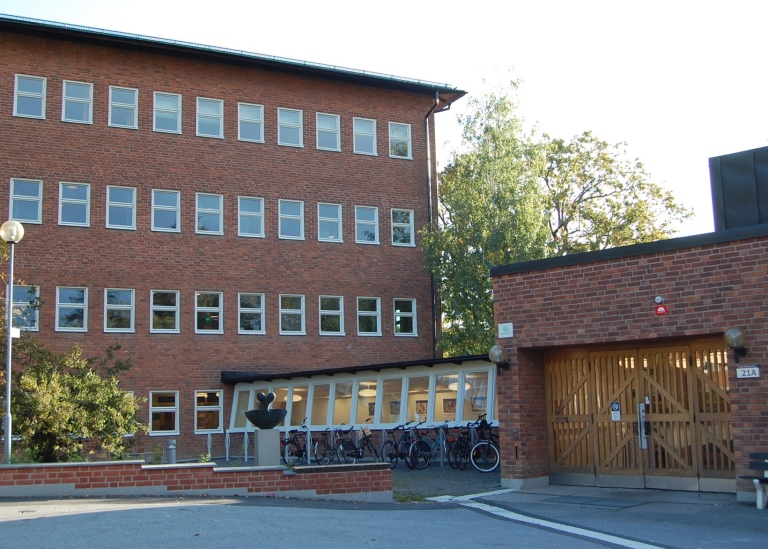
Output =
[{"x1": 546, "y1": 340, "x2": 734, "y2": 492}]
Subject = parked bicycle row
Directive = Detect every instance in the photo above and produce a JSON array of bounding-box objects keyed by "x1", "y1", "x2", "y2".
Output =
[{"x1": 280, "y1": 414, "x2": 500, "y2": 473}]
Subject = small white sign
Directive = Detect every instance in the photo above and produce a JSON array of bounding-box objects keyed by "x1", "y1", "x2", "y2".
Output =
[
  {"x1": 498, "y1": 322, "x2": 514, "y2": 338},
  {"x1": 736, "y1": 365, "x2": 760, "y2": 379},
  {"x1": 611, "y1": 401, "x2": 621, "y2": 421},
  {"x1": 10, "y1": 327, "x2": 20, "y2": 339}
]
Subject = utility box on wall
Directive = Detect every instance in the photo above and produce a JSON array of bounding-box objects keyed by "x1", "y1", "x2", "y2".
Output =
[{"x1": 709, "y1": 146, "x2": 768, "y2": 231}]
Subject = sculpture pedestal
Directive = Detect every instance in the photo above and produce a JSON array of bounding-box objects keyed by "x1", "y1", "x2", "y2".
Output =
[{"x1": 253, "y1": 429, "x2": 281, "y2": 466}]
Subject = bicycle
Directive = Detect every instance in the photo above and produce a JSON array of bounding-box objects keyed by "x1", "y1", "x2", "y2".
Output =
[
  {"x1": 381, "y1": 421, "x2": 416, "y2": 469},
  {"x1": 447, "y1": 420, "x2": 478, "y2": 471},
  {"x1": 337, "y1": 418, "x2": 380, "y2": 464},
  {"x1": 470, "y1": 415, "x2": 500, "y2": 473},
  {"x1": 408, "y1": 423, "x2": 449, "y2": 470},
  {"x1": 282, "y1": 417, "x2": 312, "y2": 465},
  {"x1": 313, "y1": 427, "x2": 337, "y2": 465}
]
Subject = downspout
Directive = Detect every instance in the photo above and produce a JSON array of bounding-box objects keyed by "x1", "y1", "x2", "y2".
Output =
[{"x1": 424, "y1": 92, "x2": 440, "y2": 357}]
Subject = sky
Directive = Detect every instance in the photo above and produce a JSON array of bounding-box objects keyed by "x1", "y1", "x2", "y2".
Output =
[{"x1": 3, "y1": 0, "x2": 768, "y2": 237}]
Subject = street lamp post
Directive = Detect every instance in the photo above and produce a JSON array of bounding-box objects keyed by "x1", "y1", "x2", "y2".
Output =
[{"x1": 1, "y1": 220, "x2": 24, "y2": 464}]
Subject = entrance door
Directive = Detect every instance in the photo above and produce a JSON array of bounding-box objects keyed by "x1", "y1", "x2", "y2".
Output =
[{"x1": 546, "y1": 340, "x2": 734, "y2": 492}]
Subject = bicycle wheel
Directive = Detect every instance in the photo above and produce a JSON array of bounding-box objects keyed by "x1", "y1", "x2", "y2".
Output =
[
  {"x1": 456, "y1": 439, "x2": 472, "y2": 471},
  {"x1": 381, "y1": 441, "x2": 399, "y2": 469},
  {"x1": 447, "y1": 440, "x2": 459, "y2": 469},
  {"x1": 283, "y1": 441, "x2": 301, "y2": 465},
  {"x1": 365, "y1": 439, "x2": 380, "y2": 462},
  {"x1": 313, "y1": 439, "x2": 334, "y2": 465},
  {"x1": 337, "y1": 439, "x2": 357, "y2": 464},
  {"x1": 409, "y1": 440, "x2": 431, "y2": 470},
  {"x1": 470, "y1": 441, "x2": 500, "y2": 472}
]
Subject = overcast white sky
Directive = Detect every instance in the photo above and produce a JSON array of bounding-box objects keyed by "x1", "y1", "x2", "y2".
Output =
[{"x1": 3, "y1": 0, "x2": 767, "y2": 236}]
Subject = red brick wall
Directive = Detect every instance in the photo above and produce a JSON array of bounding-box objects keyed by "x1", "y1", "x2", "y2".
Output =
[
  {"x1": 0, "y1": 29, "x2": 443, "y2": 457},
  {"x1": 492, "y1": 234, "x2": 768, "y2": 490},
  {"x1": 0, "y1": 461, "x2": 392, "y2": 501}
]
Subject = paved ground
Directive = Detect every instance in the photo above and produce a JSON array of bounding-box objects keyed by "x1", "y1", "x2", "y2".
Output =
[{"x1": 390, "y1": 460, "x2": 501, "y2": 498}]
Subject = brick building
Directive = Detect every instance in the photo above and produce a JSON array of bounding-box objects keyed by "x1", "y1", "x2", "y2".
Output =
[
  {"x1": 491, "y1": 222, "x2": 768, "y2": 503},
  {"x1": 1, "y1": 15, "x2": 505, "y2": 460}
]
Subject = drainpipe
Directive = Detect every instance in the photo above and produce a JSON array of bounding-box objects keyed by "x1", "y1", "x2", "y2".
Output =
[{"x1": 424, "y1": 92, "x2": 440, "y2": 357}]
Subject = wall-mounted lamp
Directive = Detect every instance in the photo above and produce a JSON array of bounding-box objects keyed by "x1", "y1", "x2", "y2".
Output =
[
  {"x1": 723, "y1": 327, "x2": 748, "y2": 363},
  {"x1": 489, "y1": 345, "x2": 510, "y2": 375}
]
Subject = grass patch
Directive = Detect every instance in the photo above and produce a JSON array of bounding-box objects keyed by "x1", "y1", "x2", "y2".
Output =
[{"x1": 393, "y1": 492, "x2": 429, "y2": 503}]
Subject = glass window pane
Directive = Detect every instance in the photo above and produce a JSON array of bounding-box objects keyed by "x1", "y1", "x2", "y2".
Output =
[
  {"x1": 319, "y1": 204, "x2": 339, "y2": 218},
  {"x1": 58, "y1": 307, "x2": 84, "y2": 328},
  {"x1": 198, "y1": 118, "x2": 221, "y2": 136},
  {"x1": 240, "y1": 312, "x2": 262, "y2": 331},
  {"x1": 311, "y1": 384, "x2": 330, "y2": 425},
  {"x1": 198, "y1": 212, "x2": 220, "y2": 232},
  {"x1": 240, "y1": 121, "x2": 262, "y2": 141},
  {"x1": 281, "y1": 201, "x2": 301, "y2": 216},
  {"x1": 355, "y1": 135, "x2": 374, "y2": 153},
  {"x1": 154, "y1": 210, "x2": 178, "y2": 229},
  {"x1": 16, "y1": 96, "x2": 42, "y2": 116},
  {"x1": 196, "y1": 293, "x2": 220, "y2": 307},
  {"x1": 240, "y1": 105, "x2": 261, "y2": 119},
  {"x1": 280, "y1": 218, "x2": 301, "y2": 237},
  {"x1": 112, "y1": 88, "x2": 135, "y2": 104},
  {"x1": 358, "y1": 298, "x2": 377, "y2": 312},
  {"x1": 108, "y1": 206, "x2": 133, "y2": 227},
  {"x1": 462, "y1": 371, "x2": 489, "y2": 421},
  {"x1": 65, "y1": 82, "x2": 91, "y2": 99},
  {"x1": 355, "y1": 119, "x2": 374, "y2": 134},
  {"x1": 319, "y1": 221, "x2": 340, "y2": 240},
  {"x1": 59, "y1": 288, "x2": 85, "y2": 304},
  {"x1": 240, "y1": 294, "x2": 262, "y2": 308},
  {"x1": 12, "y1": 201, "x2": 39, "y2": 222},
  {"x1": 152, "y1": 310, "x2": 177, "y2": 330},
  {"x1": 381, "y1": 379, "x2": 403, "y2": 423},
  {"x1": 280, "y1": 110, "x2": 301, "y2": 125},
  {"x1": 18, "y1": 77, "x2": 43, "y2": 94},
  {"x1": 110, "y1": 188, "x2": 134, "y2": 204},
  {"x1": 198, "y1": 195, "x2": 221, "y2": 210},
  {"x1": 152, "y1": 292, "x2": 177, "y2": 306},
  {"x1": 358, "y1": 316, "x2": 378, "y2": 333},
  {"x1": 13, "y1": 181, "x2": 41, "y2": 197},
  {"x1": 154, "y1": 191, "x2": 178, "y2": 207},
  {"x1": 280, "y1": 126, "x2": 300, "y2": 145},
  {"x1": 357, "y1": 207, "x2": 376, "y2": 222},
  {"x1": 198, "y1": 99, "x2": 220, "y2": 115},
  {"x1": 64, "y1": 102, "x2": 89, "y2": 122},
  {"x1": 318, "y1": 132, "x2": 337, "y2": 149},
  {"x1": 406, "y1": 376, "x2": 430, "y2": 422},
  {"x1": 106, "y1": 310, "x2": 131, "y2": 329},
  {"x1": 434, "y1": 374, "x2": 459, "y2": 423},
  {"x1": 61, "y1": 203, "x2": 87, "y2": 224},
  {"x1": 62, "y1": 184, "x2": 88, "y2": 200},
  {"x1": 356, "y1": 380, "x2": 377, "y2": 424},
  {"x1": 156, "y1": 94, "x2": 179, "y2": 110},
  {"x1": 234, "y1": 389, "x2": 251, "y2": 428},
  {"x1": 107, "y1": 290, "x2": 132, "y2": 305},
  {"x1": 332, "y1": 382, "x2": 352, "y2": 425},
  {"x1": 240, "y1": 198, "x2": 262, "y2": 214},
  {"x1": 289, "y1": 386, "x2": 308, "y2": 426},
  {"x1": 155, "y1": 111, "x2": 179, "y2": 132}
]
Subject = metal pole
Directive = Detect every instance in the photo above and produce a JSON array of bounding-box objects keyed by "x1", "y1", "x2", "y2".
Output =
[{"x1": 4, "y1": 241, "x2": 14, "y2": 464}]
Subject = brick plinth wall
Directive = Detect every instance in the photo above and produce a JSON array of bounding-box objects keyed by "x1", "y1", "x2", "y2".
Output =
[{"x1": 0, "y1": 461, "x2": 392, "y2": 502}]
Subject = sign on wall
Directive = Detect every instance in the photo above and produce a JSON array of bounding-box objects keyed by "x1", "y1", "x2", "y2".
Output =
[
  {"x1": 736, "y1": 365, "x2": 760, "y2": 379},
  {"x1": 498, "y1": 323, "x2": 514, "y2": 338}
]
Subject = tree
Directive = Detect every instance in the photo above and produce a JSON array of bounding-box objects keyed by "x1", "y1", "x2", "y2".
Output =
[{"x1": 423, "y1": 83, "x2": 692, "y2": 357}]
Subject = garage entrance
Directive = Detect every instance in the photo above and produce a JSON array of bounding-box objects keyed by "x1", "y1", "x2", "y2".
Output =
[{"x1": 545, "y1": 339, "x2": 734, "y2": 492}]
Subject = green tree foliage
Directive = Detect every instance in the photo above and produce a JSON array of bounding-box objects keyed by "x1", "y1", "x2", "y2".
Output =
[{"x1": 423, "y1": 83, "x2": 692, "y2": 357}]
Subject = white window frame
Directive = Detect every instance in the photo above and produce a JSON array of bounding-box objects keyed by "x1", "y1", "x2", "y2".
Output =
[
  {"x1": 355, "y1": 205, "x2": 379, "y2": 244},
  {"x1": 58, "y1": 182, "x2": 90, "y2": 227},
  {"x1": 12, "y1": 285, "x2": 39, "y2": 331},
  {"x1": 10, "y1": 178, "x2": 43, "y2": 224},
  {"x1": 238, "y1": 292, "x2": 265, "y2": 335},
  {"x1": 55, "y1": 286, "x2": 88, "y2": 332},
  {"x1": 104, "y1": 288, "x2": 135, "y2": 333},
  {"x1": 197, "y1": 97, "x2": 223, "y2": 138},
  {"x1": 106, "y1": 185, "x2": 137, "y2": 230},
  {"x1": 149, "y1": 391, "x2": 179, "y2": 436},
  {"x1": 195, "y1": 390, "x2": 223, "y2": 434},
  {"x1": 318, "y1": 202, "x2": 342, "y2": 242},
  {"x1": 316, "y1": 113, "x2": 340, "y2": 151},
  {"x1": 319, "y1": 295, "x2": 344, "y2": 336},
  {"x1": 279, "y1": 294, "x2": 306, "y2": 336},
  {"x1": 389, "y1": 122, "x2": 412, "y2": 159},
  {"x1": 278, "y1": 107, "x2": 303, "y2": 147},
  {"x1": 391, "y1": 208, "x2": 415, "y2": 246},
  {"x1": 14, "y1": 74, "x2": 46, "y2": 119},
  {"x1": 353, "y1": 117, "x2": 377, "y2": 155},
  {"x1": 151, "y1": 189, "x2": 181, "y2": 232},
  {"x1": 108, "y1": 86, "x2": 138, "y2": 129},
  {"x1": 238, "y1": 196, "x2": 265, "y2": 238},
  {"x1": 196, "y1": 193, "x2": 223, "y2": 235},
  {"x1": 154, "y1": 92, "x2": 182, "y2": 134},
  {"x1": 238, "y1": 102, "x2": 264, "y2": 143},
  {"x1": 61, "y1": 80, "x2": 93, "y2": 124},
  {"x1": 278, "y1": 199, "x2": 304, "y2": 240},
  {"x1": 195, "y1": 291, "x2": 223, "y2": 334},
  {"x1": 150, "y1": 290, "x2": 180, "y2": 333},
  {"x1": 357, "y1": 297, "x2": 381, "y2": 336},
  {"x1": 394, "y1": 298, "x2": 417, "y2": 337}
]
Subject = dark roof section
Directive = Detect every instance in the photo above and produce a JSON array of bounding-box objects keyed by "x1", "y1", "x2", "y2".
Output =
[
  {"x1": 0, "y1": 14, "x2": 466, "y2": 109},
  {"x1": 221, "y1": 354, "x2": 492, "y2": 384},
  {"x1": 491, "y1": 223, "x2": 768, "y2": 277}
]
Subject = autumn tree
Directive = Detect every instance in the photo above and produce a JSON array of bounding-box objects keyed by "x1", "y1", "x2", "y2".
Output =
[{"x1": 423, "y1": 83, "x2": 692, "y2": 357}]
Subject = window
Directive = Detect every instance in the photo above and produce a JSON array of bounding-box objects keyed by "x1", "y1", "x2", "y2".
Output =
[
  {"x1": 149, "y1": 391, "x2": 179, "y2": 435},
  {"x1": 316, "y1": 113, "x2": 340, "y2": 151},
  {"x1": 318, "y1": 203, "x2": 342, "y2": 242},
  {"x1": 279, "y1": 199, "x2": 304, "y2": 240},
  {"x1": 14, "y1": 75, "x2": 46, "y2": 118},
  {"x1": 13, "y1": 285, "x2": 39, "y2": 331},
  {"x1": 152, "y1": 189, "x2": 180, "y2": 232},
  {"x1": 357, "y1": 297, "x2": 381, "y2": 336},
  {"x1": 58, "y1": 182, "x2": 90, "y2": 227},
  {"x1": 151, "y1": 290, "x2": 179, "y2": 333},
  {"x1": 197, "y1": 97, "x2": 223, "y2": 138},
  {"x1": 353, "y1": 117, "x2": 376, "y2": 155},
  {"x1": 109, "y1": 86, "x2": 138, "y2": 129},
  {"x1": 238, "y1": 196, "x2": 264, "y2": 237},
  {"x1": 389, "y1": 122, "x2": 412, "y2": 159},
  {"x1": 355, "y1": 206, "x2": 378, "y2": 244},
  {"x1": 196, "y1": 193, "x2": 223, "y2": 235},
  {"x1": 195, "y1": 390, "x2": 223, "y2": 433},
  {"x1": 394, "y1": 298, "x2": 417, "y2": 336},
  {"x1": 278, "y1": 108, "x2": 303, "y2": 147},
  {"x1": 238, "y1": 293, "x2": 265, "y2": 334},
  {"x1": 105, "y1": 289, "x2": 135, "y2": 332},
  {"x1": 238, "y1": 103, "x2": 264, "y2": 142},
  {"x1": 195, "y1": 291, "x2": 223, "y2": 334},
  {"x1": 106, "y1": 186, "x2": 136, "y2": 230},
  {"x1": 10, "y1": 178, "x2": 42, "y2": 224},
  {"x1": 319, "y1": 296, "x2": 344, "y2": 335},
  {"x1": 391, "y1": 209, "x2": 414, "y2": 246},
  {"x1": 154, "y1": 92, "x2": 181, "y2": 133},
  {"x1": 62, "y1": 80, "x2": 93, "y2": 123},
  {"x1": 279, "y1": 294, "x2": 305, "y2": 335},
  {"x1": 56, "y1": 287, "x2": 88, "y2": 332}
]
